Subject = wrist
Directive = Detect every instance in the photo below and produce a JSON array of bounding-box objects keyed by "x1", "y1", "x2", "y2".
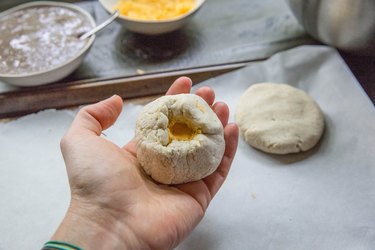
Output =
[{"x1": 51, "y1": 200, "x2": 139, "y2": 250}]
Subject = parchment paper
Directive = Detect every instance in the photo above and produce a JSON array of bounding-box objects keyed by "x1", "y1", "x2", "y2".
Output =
[{"x1": 1, "y1": 45, "x2": 374, "y2": 250}]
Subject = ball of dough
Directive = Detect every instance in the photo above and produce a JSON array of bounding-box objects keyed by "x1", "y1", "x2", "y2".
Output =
[
  {"x1": 235, "y1": 83, "x2": 324, "y2": 154},
  {"x1": 135, "y1": 94, "x2": 225, "y2": 184}
]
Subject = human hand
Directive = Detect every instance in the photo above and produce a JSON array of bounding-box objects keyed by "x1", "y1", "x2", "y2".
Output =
[{"x1": 53, "y1": 77, "x2": 239, "y2": 250}]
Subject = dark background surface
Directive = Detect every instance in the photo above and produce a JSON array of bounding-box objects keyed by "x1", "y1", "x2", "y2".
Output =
[{"x1": 339, "y1": 52, "x2": 375, "y2": 104}]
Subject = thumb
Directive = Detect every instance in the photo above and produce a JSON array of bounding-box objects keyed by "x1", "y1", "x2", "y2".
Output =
[{"x1": 69, "y1": 95, "x2": 123, "y2": 136}]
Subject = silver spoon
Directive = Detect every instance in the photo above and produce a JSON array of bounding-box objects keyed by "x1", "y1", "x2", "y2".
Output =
[{"x1": 79, "y1": 10, "x2": 120, "y2": 40}]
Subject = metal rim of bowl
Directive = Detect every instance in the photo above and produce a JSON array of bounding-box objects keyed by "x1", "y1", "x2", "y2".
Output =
[
  {"x1": 99, "y1": 0, "x2": 205, "y2": 24},
  {"x1": 0, "y1": 1, "x2": 96, "y2": 79}
]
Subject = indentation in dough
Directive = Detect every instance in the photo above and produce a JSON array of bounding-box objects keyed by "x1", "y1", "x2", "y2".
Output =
[{"x1": 168, "y1": 117, "x2": 202, "y2": 143}]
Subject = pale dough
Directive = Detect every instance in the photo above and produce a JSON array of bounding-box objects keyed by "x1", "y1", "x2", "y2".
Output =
[
  {"x1": 235, "y1": 83, "x2": 324, "y2": 154},
  {"x1": 135, "y1": 94, "x2": 225, "y2": 184}
]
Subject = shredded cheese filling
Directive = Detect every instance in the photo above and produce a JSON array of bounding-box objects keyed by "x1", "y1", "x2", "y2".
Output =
[
  {"x1": 115, "y1": 0, "x2": 195, "y2": 21},
  {"x1": 168, "y1": 118, "x2": 201, "y2": 143}
]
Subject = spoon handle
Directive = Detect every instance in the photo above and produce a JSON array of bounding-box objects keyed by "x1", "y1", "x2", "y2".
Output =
[{"x1": 80, "y1": 10, "x2": 120, "y2": 40}]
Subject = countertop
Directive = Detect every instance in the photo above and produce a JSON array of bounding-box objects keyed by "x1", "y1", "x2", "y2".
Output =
[{"x1": 340, "y1": 51, "x2": 375, "y2": 104}]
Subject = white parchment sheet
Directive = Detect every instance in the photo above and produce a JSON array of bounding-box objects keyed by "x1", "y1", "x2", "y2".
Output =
[{"x1": 1, "y1": 45, "x2": 374, "y2": 250}]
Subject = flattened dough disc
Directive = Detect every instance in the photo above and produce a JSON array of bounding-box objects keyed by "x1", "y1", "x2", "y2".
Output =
[{"x1": 235, "y1": 83, "x2": 325, "y2": 154}]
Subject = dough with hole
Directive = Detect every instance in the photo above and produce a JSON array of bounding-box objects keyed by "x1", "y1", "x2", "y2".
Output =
[{"x1": 135, "y1": 94, "x2": 225, "y2": 184}]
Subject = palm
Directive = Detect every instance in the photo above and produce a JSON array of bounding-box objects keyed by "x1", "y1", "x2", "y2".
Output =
[{"x1": 65, "y1": 133, "x2": 211, "y2": 249}]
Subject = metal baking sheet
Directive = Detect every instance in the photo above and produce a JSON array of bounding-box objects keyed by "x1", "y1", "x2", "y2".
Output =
[
  {"x1": 0, "y1": 0, "x2": 312, "y2": 91},
  {"x1": 1, "y1": 45, "x2": 374, "y2": 249}
]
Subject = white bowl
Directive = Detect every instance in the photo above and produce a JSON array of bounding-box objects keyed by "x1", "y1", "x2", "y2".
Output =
[
  {"x1": 99, "y1": 0, "x2": 205, "y2": 35},
  {"x1": 0, "y1": 1, "x2": 96, "y2": 87}
]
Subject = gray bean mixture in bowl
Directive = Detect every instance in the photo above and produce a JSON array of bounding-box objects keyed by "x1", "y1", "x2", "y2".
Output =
[{"x1": 0, "y1": 6, "x2": 93, "y2": 75}]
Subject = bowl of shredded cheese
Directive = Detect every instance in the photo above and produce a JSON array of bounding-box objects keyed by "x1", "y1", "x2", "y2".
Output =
[{"x1": 99, "y1": 0, "x2": 205, "y2": 35}]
